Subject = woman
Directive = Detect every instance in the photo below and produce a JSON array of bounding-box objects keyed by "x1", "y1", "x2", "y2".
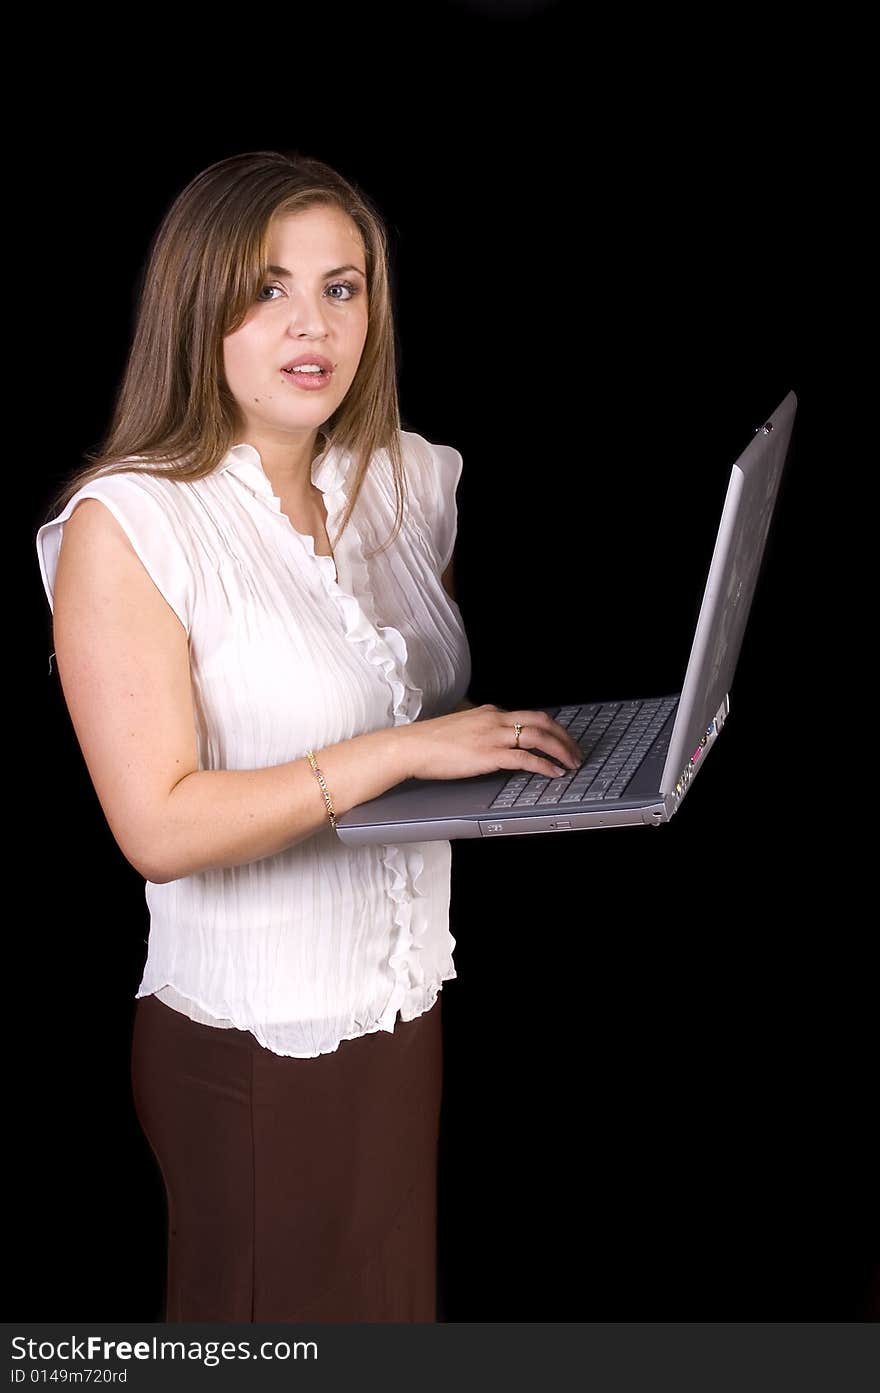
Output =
[{"x1": 35, "y1": 149, "x2": 584, "y2": 1323}]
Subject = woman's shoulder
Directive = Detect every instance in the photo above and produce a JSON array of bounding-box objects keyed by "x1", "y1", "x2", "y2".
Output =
[
  {"x1": 36, "y1": 462, "x2": 196, "y2": 631},
  {"x1": 391, "y1": 430, "x2": 463, "y2": 574},
  {"x1": 64, "y1": 459, "x2": 189, "y2": 507},
  {"x1": 398, "y1": 429, "x2": 463, "y2": 480},
  {"x1": 71, "y1": 461, "x2": 223, "y2": 529},
  {"x1": 398, "y1": 429, "x2": 463, "y2": 492}
]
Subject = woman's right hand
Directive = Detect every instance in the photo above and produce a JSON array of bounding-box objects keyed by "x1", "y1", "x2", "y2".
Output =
[{"x1": 400, "y1": 704, "x2": 584, "y2": 783}]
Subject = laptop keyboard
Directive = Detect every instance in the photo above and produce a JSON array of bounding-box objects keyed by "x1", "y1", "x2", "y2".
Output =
[{"x1": 488, "y1": 696, "x2": 679, "y2": 809}]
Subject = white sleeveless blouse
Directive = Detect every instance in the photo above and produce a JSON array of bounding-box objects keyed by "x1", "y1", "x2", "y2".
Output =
[{"x1": 36, "y1": 430, "x2": 472, "y2": 1057}]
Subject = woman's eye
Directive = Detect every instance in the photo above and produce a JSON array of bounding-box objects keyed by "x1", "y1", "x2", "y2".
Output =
[
  {"x1": 326, "y1": 281, "x2": 358, "y2": 301},
  {"x1": 256, "y1": 281, "x2": 359, "y2": 303}
]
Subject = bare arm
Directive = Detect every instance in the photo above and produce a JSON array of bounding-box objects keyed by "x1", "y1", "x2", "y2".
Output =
[
  {"x1": 52, "y1": 499, "x2": 416, "y2": 886},
  {"x1": 154, "y1": 728, "x2": 410, "y2": 883}
]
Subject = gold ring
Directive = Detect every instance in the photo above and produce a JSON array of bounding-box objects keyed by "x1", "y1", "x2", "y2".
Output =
[{"x1": 513, "y1": 722, "x2": 523, "y2": 748}]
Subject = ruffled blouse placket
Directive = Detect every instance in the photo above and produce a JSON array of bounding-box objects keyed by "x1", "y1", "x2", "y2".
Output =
[{"x1": 221, "y1": 442, "x2": 432, "y2": 1028}]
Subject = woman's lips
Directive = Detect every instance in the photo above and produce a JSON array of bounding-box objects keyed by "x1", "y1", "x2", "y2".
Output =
[{"x1": 280, "y1": 366, "x2": 335, "y2": 391}]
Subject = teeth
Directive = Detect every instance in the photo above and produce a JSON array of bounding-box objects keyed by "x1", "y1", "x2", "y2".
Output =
[{"x1": 285, "y1": 364, "x2": 325, "y2": 373}]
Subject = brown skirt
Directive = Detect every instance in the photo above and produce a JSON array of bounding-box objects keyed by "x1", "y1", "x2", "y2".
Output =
[{"x1": 130, "y1": 991, "x2": 443, "y2": 1323}]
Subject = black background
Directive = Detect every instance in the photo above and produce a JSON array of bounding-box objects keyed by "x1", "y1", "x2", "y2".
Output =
[{"x1": 19, "y1": 1, "x2": 873, "y2": 1323}]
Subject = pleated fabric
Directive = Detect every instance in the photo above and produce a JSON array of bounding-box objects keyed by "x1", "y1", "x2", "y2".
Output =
[
  {"x1": 130, "y1": 988, "x2": 443, "y2": 1322},
  {"x1": 36, "y1": 430, "x2": 472, "y2": 1057}
]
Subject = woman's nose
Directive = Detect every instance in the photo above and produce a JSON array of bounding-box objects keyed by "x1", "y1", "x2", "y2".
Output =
[{"x1": 285, "y1": 292, "x2": 331, "y2": 335}]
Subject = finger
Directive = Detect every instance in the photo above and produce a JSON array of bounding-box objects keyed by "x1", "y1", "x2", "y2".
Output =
[
  {"x1": 507, "y1": 722, "x2": 580, "y2": 773},
  {"x1": 508, "y1": 747, "x2": 572, "y2": 780},
  {"x1": 552, "y1": 723, "x2": 582, "y2": 765},
  {"x1": 528, "y1": 712, "x2": 583, "y2": 766}
]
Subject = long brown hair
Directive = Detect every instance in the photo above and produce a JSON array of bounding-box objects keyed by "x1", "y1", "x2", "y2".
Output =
[{"x1": 42, "y1": 149, "x2": 409, "y2": 559}]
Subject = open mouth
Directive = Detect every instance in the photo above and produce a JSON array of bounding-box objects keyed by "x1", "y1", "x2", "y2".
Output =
[{"x1": 280, "y1": 365, "x2": 334, "y2": 390}]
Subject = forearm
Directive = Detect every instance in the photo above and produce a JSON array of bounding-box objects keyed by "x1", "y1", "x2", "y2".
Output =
[{"x1": 146, "y1": 724, "x2": 415, "y2": 884}]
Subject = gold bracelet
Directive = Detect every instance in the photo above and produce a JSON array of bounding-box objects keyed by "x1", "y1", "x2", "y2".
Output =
[{"x1": 306, "y1": 750, "x2": 337, "y2": 830}]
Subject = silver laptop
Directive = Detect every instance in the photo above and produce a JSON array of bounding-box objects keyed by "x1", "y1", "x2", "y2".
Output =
[{"x1": 335, "y1": 390, "x2": 797, "y2": 846}]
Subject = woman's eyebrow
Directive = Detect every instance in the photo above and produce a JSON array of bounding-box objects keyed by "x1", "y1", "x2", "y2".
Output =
[{"x1": 267, "y1": 263, "x2": 366, "y2": 279}]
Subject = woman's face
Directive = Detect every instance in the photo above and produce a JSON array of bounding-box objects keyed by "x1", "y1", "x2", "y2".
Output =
[{"x1": 222, "y1": 204, "x2": 369, "y2": 455}]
